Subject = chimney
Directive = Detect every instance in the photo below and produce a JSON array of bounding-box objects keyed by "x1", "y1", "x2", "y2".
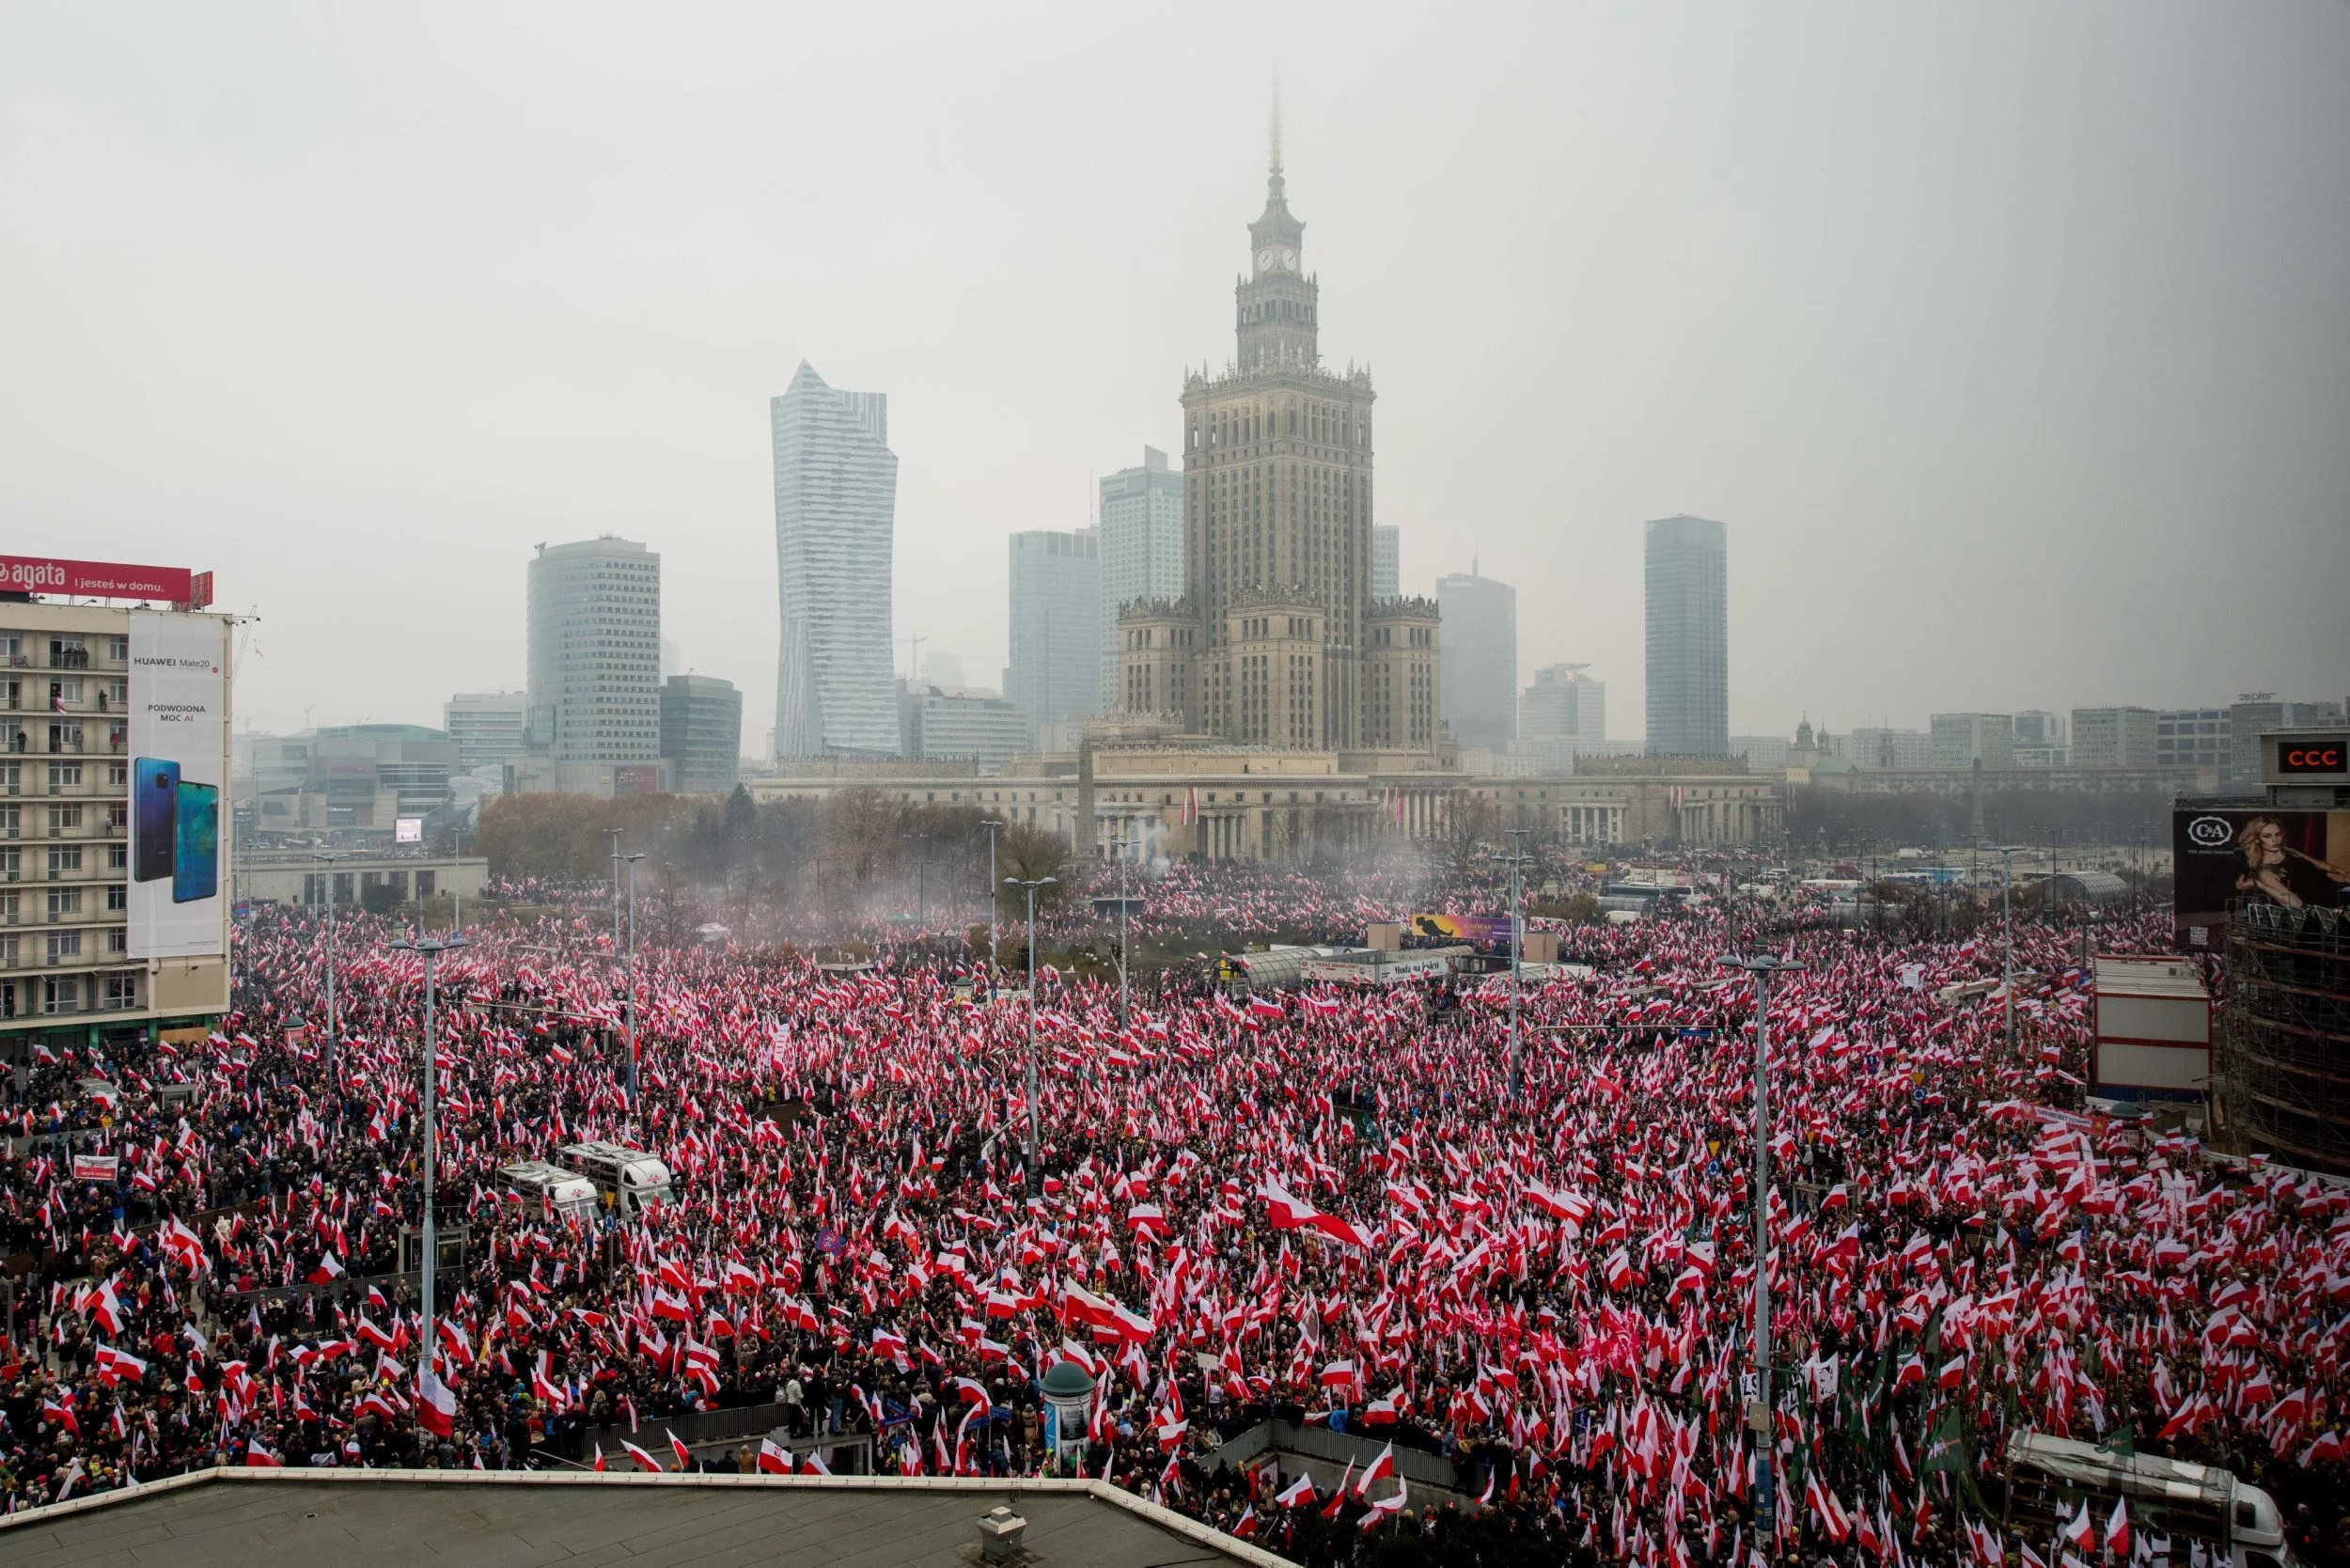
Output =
[{"x1": 977, "y1": 1506, "x2": 1026, "y2": 1564}]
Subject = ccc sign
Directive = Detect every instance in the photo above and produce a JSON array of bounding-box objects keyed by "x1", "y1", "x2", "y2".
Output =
[{"x1": 2278, "y1": 744, "x2": 2345, "y2": 776}]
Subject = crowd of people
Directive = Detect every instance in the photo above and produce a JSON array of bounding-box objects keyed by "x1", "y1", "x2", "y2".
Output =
[{"x1": 2, "y1": 868, "x2": 2344, "y2": 1568}]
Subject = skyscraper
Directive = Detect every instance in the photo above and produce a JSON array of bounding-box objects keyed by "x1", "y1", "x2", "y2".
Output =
[
  {"x1": 1008, "y1": 528, "x2": 1101, "y2": 741},
  {"x1": 1435, "y1": 569, "x2": 1517, "y2": 751},
  {"x1": 772, "y1": 361, "x2": 899, "y2": 759},
  {"x1": 1098, "y1": 447, "x2": 1186, "y2": 708},
  {"x1": 443, "y1": 691, "x2": 529, "y2": 773},
  {"x1": 658, "y1": 674, "x2": 744, "y2": 794},
  {"x1": 1371, "y1": 525, "x2": 1399, "y2": 601},
  {"x1": 525, "y1": 537, "x2": 662, "y2": 764},
  {"x1": 1521, "y1": 664, "x2": 1605, "y2": 747},
  {"x1": 1643, "y1": 515, "x2": 1728, "y2": 756},
  {"x1": 1116, "y1": 108, "x2": 1436, "y2": 753}
]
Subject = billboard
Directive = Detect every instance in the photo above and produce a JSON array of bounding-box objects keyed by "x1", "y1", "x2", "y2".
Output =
[
  {"x1": 2173, "y1": 808, "x2": 2350, "y2": 946},
  {"x1": 395, "y1": 816, "x2": 424, "y2": 844},
  {"x1": 0, "y1": 555, "x2": 194, "y2": 602},
  {"x1": 128, "y1": 612, "x2": 229, "y2": 959},
  {"x1": 1405, "y1": 912, "x2": 1514, "y2": 949}
]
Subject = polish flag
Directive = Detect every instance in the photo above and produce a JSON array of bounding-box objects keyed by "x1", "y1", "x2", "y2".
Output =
[
  {"x1": 759, "y1": 1437, "x2": 794, "y2": 1475},
  {"x1": 620, "y1": 1438, "x2": 664, "y2": 1471},
  {"x1": 668, "y1": 1431, "x2": 694, "y2": 1470},
  {"x1": 1275, "y1": 1473, "x2": 1315, "y2": 1508},
  {"x1": 245, "y1": 1437, "x2": 284, "y2": 1467},
  {"x1": 308, "y1": 1252, "x2": 345, "y2": 1285},
  {"x1": 2061, "y1": 1503, "x2": 2096, "y2": 1554},
  {"x1": 2105, "y1": 1497, "x2": 2129, "y2": 1559},
  {"x1": 416, "y1": 1367, "x2": 458, "y2": 1438},
  {"x1": 1357, "y1": 1441, "x2": 1395, "y2": 1494}
]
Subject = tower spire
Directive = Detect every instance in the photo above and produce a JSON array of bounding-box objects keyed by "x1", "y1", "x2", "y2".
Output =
[{"x1": 1268, "y1": 71, "x2": 1284, "y2": 200}]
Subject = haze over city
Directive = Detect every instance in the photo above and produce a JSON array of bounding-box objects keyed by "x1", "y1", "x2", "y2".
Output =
[{"x1": 6, "y1": 0, "x2": 2345, "y2": 745}]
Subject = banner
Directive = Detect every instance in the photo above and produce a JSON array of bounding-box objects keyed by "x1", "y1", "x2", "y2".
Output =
[
  {"x1": 0, "y1": 556, "x2": 193, "y2": 602},
  {"x1": 128, "y1": 612, "x2": 229, "y2": 959},
  {"x1": 2173, "y1": 808, "x2": 2350, "y2": 945},
  {"x1": 71, "y1": 1154, "x2": 120, "y2": 1183},
  {"x1": 1405, "y1": 912, "x2": 1513, "y2": 949}
]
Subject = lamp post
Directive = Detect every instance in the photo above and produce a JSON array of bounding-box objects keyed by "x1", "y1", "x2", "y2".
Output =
[
  {"x1": 1490, "y1": 828, "x2": 1536, "y2": 1101},
  {"x1": 391, "y1": 933, "x2": 467, "y2": 1388},
  {"x1": 313, "y1": 852, "x2": 342, "y2": 1076},
  {"x1": 622, "y1": 852, "x2": 645, "y2": 1113},
  {"x1": 1107, "y1": 830, "x2": 1133, "y2": 1030},
  {"x1": 450, "y1": 822, "x2": 467, "y2": 933},
  {"x1": 907, "y1": 833, "x2": 938, "y2": 932},
  {"x1": 980, "y1": 821, "x2": 1006, "y2": 965},
  {"x1": 1721, "y1": 949, "x2": 1807, "y2": 1535},
  {"x1": 1986, "y1": 843, "x2": 2027, "y2": 1054},
  {"x1": 607, "y1": 828, "x2": 623, "y2": 956},
  {"x1": 1005, "y1": 874, "x2": 1056, "y2": 1193}
]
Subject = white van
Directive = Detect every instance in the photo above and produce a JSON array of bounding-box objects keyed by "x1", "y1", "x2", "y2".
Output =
[
  {"x1": 556, "y1": 1140, "x2": 676, "y2": 1218},
  {"x1": 2004, "y1": 1433, "x2": 2311, "y2": 1568},
  {"x1": 495, "y1": 1160, "x2": 599, "y2": 1224}
]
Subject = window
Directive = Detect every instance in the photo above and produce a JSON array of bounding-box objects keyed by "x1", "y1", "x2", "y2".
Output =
[
  {"x1": 40, "y1": 975, "x2": 76, "y2": 1013},
  {"x1": 105, "y1": 844, "x2": 125, "y2": 870},
  {"x1": 104, "y1": 884, "x2": 125, "y2": 910},
  {"x1": 48, "y1": 803, "x2": 82, "y2": 835},
  {"x1": 102, "y1": 971, "x2": 136, "y2": 1010},
  {"x1": 105, "y1": 928, "x2": 127, "y2": 953},
  {"x1": 45, "y1": 929, "x2": 81, "y2": 963},
  {"x1": 45, "y1": 887, "x2": 81, "y2": 917},
  {"x1": 46, "y1": 846, "x2": 82, "y2": 874}
]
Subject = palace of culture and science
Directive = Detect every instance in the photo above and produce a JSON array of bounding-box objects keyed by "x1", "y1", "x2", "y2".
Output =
[{"x1": 1117, "y1": 127, "x2": 1442, "y2": 759}]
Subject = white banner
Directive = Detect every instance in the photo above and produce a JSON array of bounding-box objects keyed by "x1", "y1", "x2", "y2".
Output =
[{"x1": 128, "y1": 612, "x2": 228, "y2": 959}]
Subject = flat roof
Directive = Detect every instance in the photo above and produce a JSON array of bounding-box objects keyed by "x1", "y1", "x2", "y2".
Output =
[
  {"x1": 0, "y1": 1469, "x2": 1291, "y2": 1568},
  {"x1": 2093, "y1": 953, "x2": 2209, "y2": 999}
]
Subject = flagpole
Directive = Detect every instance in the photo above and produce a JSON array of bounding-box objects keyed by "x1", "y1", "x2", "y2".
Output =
[
  {"x1": 1006, "y1": 875, "x2": 1056, "y2": 1194},
  {"x1": 392, "y1": 932, "x2": 466, "y2": 1404},
  {"x1": 1724, "y1": 949, "x2": 1804, "y2": 1535}
]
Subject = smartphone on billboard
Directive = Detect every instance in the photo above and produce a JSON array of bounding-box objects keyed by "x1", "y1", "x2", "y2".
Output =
[
  {"x1": 173, "y1": 781, "x2": 218, "y2": 904},
  {"x1": 133, "y1": 759, "x2": 180, "y2": 883}
]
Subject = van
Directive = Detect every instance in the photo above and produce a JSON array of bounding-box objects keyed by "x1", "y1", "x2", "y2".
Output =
[
  {"x1": 556, "y1": 1140, "x2": 676, "y2": 1217},
  {"x1": 2003, "y1": 1433, "x2": 2311, "y2": 1568},
  {"x1": 494, "y1": 1160, "x2": 599, "y2": 1225}
]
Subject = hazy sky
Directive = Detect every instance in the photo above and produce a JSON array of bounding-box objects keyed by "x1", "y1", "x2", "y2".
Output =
[{"x1": 5, "y1": 1, "x2": 2346, "y2": 749}]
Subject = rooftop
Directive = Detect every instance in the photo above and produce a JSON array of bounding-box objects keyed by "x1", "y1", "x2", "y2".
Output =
[{"x1": 0, "y1": 1468, "x2": 1290, "y2": 1568}]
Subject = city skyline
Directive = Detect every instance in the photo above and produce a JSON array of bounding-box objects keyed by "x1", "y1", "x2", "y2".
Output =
[{"x1": 7, "y1": 4, "x2": 2344, "y2": 745}]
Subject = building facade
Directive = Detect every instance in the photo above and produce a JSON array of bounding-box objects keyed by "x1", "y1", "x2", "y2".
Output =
[
  {"x1": 2156, "y1": 708, "x2": 2230, "y2": 773},
  {"x1": 2228, "y1": 695, "x2": 2345, "y2": 786},
  {"x1": 772, "y1": 361, "x2": 900, "y2": 759},
  {"x1": 0, "y1": 602, "x2": 231, "y2": 1054},
  {"x1": 1117, "y1": 132, "x2": 1433, "y2": 755},
  {"x1": 658, "y1": 674, "x2": 743, "y2": 794},
  {"x1": 1930, "y1": 712, "x2": 2015, "y2": 770},
  {"x1": 903, "y1": 688, "x2": 1031, "y2": 774},
  {"x1": 1643, "y1": 515, "x2": 1728, "y2": 756},
  {"x1": 242, "y1": 725, "x2": 456, "y2": 837},
  {"x1": 1371, "y1": 525, "x2": 1399, "y2": 601},
  {"x1": 1435, "y1": 571, "x2": 1517, "y2": 751},
  {"x1": 2069, "y1": 705, "x2": 2158, "y2": 769},
  {"x1": 443, "y1": 691, "x2": 528, "y2": 773},
  {"x1": 525, "y1": 538, "x2": 661, "y2": 765},
  {"x1": 1007, "y1": 528, "x2": 1102, "y2": 739},
  {"x1": 1522, "y1": 663, "x2": 1605, "y2": 748},
  {"x1": 1097, "y1": 448, "x2": 1185, "y2": 708}
]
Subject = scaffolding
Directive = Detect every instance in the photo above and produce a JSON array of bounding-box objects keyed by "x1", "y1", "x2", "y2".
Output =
[{"x1": 2222, "y1": 900, "x2": 2350, "y2": 1173}]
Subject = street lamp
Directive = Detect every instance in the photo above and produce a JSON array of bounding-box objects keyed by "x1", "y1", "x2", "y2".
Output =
[
  {"x1": 979, "y1": 821, "x2": 1006, "y2": 964},
  {"x1": 907, "y1": 832, "x2": 938, "y2": 932},
  {"x1": 1721, "y1": 949, "x2": 1807, "y2": 1535},
  {"x1": 1489, "y1": 828, "x2": 1536, "y2": 1100},
  {"x1": 1985, "y1": 843, "x2": 2029, "y2": 1054},
  {"x1": 1005, "y1": 874, "x2": 1056, "y2": 1193},
  {"x1": 1105, "y1": 830, "x2": 1134, "y2": 1030},
  {"x1": 313, "y1": 852, "x2": 342, "y2": 1075},
  {"x1": 391, "y1": 933, "x2": 467, "y2": 1395},
  {"x1": 621, "y1": 853, "x2": 646, "y2": 1112},
  {"x1": 449, "y1": 820, "x2": 468, "y2": 933}
]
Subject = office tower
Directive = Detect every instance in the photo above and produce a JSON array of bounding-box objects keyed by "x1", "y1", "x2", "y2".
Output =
[
  {"x1": 1008, "y1": 528, "x2": 1102, "y2": 741},
  {"x1": 2013, "y1": 710, "x2": 2066, "y2": 747},
  {"x1": 1432, "y1": 570, "x2": 1516, "y2": 751},
  {"x1": 1120, "y1": 110, "x2": 1428, "y2": 751},
  {"x1": 905, "y1": 688, "x2": 1032, "y2": 774},
  {"x1": 1521, "y1": 663, "x2": 1605, "y2": 747},
  {"x1": 1098, "y1": 447, "x2": 1185, "y2": 708},
  {"x1": 1371, "y1": 525, "x2": 1400, "y2": 601},
  {"x1": 659, "y1": 674, "x2": 743, "y2": 794},
  {"x1": 2156, "y1": 708, "x2": 2230, "y2": 771},
  {"x1": 525, "y1": 538, "x2": 661, "y2": 764},
  {"x1": 2227, "y1": 694, "x2": 2345, "y2": 784},
  {"x1": 1732, "y1": 734, "x2": 1791, "y2": 771},
  {"x1": 1930, "y1": 713, "x2": 2015, "y2": 770},
  {"x1": 772, "y1": 361, "x2": 900, "y2": 759},
  {"x1": 443, "y1": 692, "x2": 529, "y2": 773},
  {"x1": 2069, "y1": 706, "x2": 2158, "y2": 769},
  {"x1": 1843, "y1": 727, "x2": 1936, "y2": 770},
  {"x1": 1643, "y1": 515, "x2": 1728, "y2": 756}
]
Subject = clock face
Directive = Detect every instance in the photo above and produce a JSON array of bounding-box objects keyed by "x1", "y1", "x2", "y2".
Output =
[
  {"x1": 1257, "y1": 248, "x2": 1275, "y2": 271},
  {"x1": 1279, "y1": 247, "x2": 1297, "y2": 270}
]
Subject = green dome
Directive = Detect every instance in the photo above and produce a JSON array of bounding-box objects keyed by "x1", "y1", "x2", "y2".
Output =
[{"x1": 1040, "y1": 1361, "x2": 1094, "y2": 1402}]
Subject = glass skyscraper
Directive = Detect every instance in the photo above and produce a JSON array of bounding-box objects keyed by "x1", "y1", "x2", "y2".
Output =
[
  {"x1": 1643, "y1": 514, "x2": 1728, "y2": 756},
  {"x1": 1008, "y1": 527, "x2": 1101, "y2": 742},
  {"x1": 1097, "y1": 447, "x2": 1185, "y2": 709},
  {"x1": 525, "y1": 537, "x2": 661, "y2": 764},
  {"x1": 772, "y1": 361, "x2": 900, "y2": 759}
]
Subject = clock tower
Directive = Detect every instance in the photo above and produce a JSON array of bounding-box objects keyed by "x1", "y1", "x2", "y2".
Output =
[{"x1": 1236, "y1": 118, "x2": 1317, "y2": 374}]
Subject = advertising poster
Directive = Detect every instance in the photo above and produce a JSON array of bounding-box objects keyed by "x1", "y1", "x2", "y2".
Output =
[
  {"x1": 2173, "y1": 808, "x2": 2350, "y2": 945},
  {"x1": 1406, "y1": 912, "x2": 1513, "y2": 949},
  {"x1": 129, "y1": 612, "x2": 229, "y2": 959}
]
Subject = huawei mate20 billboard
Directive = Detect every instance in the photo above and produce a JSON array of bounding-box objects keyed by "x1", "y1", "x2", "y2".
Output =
[{"x1": 129, "y1": 612, "x2": 229, "y2": 959}]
